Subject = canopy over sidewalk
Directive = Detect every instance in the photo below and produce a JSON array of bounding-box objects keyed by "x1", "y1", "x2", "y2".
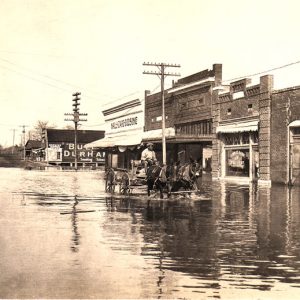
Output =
[
  {"x1": 216, "y1": 120, "x2": 259, "y2": 133},
  {"x1": 84, "y1": 134, "x2": 142, "y2": 149}
]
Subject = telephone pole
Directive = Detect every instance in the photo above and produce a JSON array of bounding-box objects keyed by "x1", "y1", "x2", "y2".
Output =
[
  {"x1": 19, "y1": 125, "x2": 28, "y2": 160},
  {"x1": 143, "y1": 62, "x2": 180, "y2": 165},
  {"x1": 10, "y1": 128, "x2": 16, "y2": 154},
  {"x1": 64, "y1": 92, "x2": 87, "y2": 171}
]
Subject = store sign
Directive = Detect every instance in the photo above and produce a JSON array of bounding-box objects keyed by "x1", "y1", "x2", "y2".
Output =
[
  {"x1": 49, "y1": 143, "x2": 61, "y2": 149},
  {"x1": 62, "y1": 143, "x2": 105, "y2": 163},
  {"x1": 111, "y1": 116, "x2": 138, "y2": 130}
]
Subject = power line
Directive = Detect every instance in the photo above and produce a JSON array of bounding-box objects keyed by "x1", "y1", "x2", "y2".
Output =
[
  {"x1": 143, "y1": 61, "x2": 181, "y2": 164},
  {"x1": 223, "y1": 60, "x2": 300, "y2": 83},
  {"x1": 83, "y1": 83, "x2": 162, "y2": 128},
  {"x1": 0, "y1": 57, "x2": 113, "y2": 100},
  {"x1": 0, "y1": 63, "x2": 72, "y2": 93}
]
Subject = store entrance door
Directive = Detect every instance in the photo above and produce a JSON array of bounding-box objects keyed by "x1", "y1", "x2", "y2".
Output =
[
  {"x1": 291, "y1": 136, "x2": 300, "y2": 185},
  {"x1": 252, "y1": 146, "x2": 259, "y2": 180}
]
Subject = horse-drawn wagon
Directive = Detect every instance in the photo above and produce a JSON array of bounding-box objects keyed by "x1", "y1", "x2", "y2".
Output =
[{"x1": 104, "y1": 159, "x2": 203, "y2": 199}]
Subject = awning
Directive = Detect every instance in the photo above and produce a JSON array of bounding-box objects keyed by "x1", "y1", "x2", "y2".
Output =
[
  {"x1": 84, "y1": 134, "x2": 142, "y2": 149},
  {"x1": 116, "y1": 135, "x2": 142, "y2": 146},
  {"x1": 142, "y1": 127, "x2": 176, "y2": 142},
  {"x1": 216, "y1": 120, "x2": 258, "y2": 133},
  {"x1": 289, "y1": 120, "x2": 300, "y2": 127},
  {"x1": 84, "y1": 136, "x2": 117, "y2": 149}
]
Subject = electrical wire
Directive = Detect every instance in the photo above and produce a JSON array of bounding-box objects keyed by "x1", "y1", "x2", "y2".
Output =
[{"x1": 223, "y1": 60, "x2": 300, "y2": 83}]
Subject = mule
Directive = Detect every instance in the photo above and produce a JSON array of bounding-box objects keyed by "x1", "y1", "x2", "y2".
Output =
[
  {"x1": 119, "y1": 171, "x2": 132, "y2": 195},
  {"x1": 105, "y1": 168, "x2": 117, "y2": 193},
  {"x1": 170, "y1": 162, "x2": 200, "y2": 193},
  {"x1": 146, "y1": 163, "x2": 172, "y2": 199}
]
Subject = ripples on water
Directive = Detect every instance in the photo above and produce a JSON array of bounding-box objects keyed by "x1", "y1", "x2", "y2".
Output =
[{"x1": 1, "y1": 168, "x2": 300, "y2": 299}]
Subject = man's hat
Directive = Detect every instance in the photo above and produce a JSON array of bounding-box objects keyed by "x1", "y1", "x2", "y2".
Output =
[{"x1": 147, "y1": 142, "x2": 153, "y2": 147}]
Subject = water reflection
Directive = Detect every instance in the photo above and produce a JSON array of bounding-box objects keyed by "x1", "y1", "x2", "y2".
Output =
[
  {"x1": 103, "y1": 182, "x2": 300, "y2": 296},
  {"x1": 2, "y1": 169, "x2": 300, "y2": 298},
  {"x1": 71, "y1": 195, "x2": 80, "y2": 253}
]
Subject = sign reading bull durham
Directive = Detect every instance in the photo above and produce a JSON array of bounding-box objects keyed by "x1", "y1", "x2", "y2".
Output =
[
  {"x1": 62, "y1": 143, "x2": 105, "y2": 162},
  {"x1": 111, "y1": 116, "x2": 138, "y2": 130}
]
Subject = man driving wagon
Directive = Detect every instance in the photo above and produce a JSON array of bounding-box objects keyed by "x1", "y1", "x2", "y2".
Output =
[{"x1": 141, "y1": 142, "x2": 156, "y2": 172}]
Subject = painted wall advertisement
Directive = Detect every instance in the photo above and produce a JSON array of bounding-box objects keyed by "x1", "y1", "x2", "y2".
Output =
[{"x1": 61, "y1": 143, "x2": 105, "y2": 163}]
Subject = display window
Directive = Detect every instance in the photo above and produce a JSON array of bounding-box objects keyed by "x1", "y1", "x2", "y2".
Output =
[{"x1": 226, "y1": 148, "x2": 250, "y2": 177}]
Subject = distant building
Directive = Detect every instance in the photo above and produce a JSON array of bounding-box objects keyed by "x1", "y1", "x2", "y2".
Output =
[
  {"x1": 25, "y1": 140, "x2": 42, "y2": 160},
  {"x1": 41, "y1": 129, "x2": 105, "y2": 168}
]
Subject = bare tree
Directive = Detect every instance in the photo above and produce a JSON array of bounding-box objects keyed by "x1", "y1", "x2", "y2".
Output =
[
  {"x1": 30, "y1": 120, "x2": 57, "y2": 140},
  {"x1": 64, "y1": 124, "x2": 75, "y2": 130}
]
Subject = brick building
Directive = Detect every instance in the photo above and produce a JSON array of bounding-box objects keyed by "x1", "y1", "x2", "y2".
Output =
[
  {"x1": 271, "y1": 86, "x2": 300, "y2": 185},
  {"x1": 212, "y1": 75, "x2": 273, "y2": 184},
  {"x1": 143, "y1": 64, "x2": 222, "y2": 168},
  {"x1": 212, "y1": 73, "x2": 300, "y2": 186}
]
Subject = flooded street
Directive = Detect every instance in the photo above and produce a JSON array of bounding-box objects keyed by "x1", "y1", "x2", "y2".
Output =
[{"x1": 1, "y1": 168, "x2": 300, "y2": 299}]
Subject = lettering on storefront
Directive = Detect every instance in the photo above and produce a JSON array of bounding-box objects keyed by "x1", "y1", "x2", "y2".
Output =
[
  {"x1": 111, "y1": 116, "x2": 138, "y2": 130},
  {"x1": 49, "y1": 143, "x2": 61, "y2": 149}
]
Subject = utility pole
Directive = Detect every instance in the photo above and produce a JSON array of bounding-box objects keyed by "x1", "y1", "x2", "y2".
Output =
[
  {"x1": 64, "y1": 92, "x2": 87, "y2": 171},
  {"x1": 19, "y1": 125, "x2": 28, "y2": 160},
  {"x1": 10, "y1": 128, "x2": 16, "y2": 154},
  {"x1": 143, "y1": 62, "x2": 180, "y2": 165}
]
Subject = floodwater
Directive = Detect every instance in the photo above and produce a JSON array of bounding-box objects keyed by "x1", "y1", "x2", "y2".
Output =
[{"x1": 1, "y1": 168, "x2": 300, "y2": 299}]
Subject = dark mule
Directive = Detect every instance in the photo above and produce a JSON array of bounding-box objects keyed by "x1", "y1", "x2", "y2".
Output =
[
  {"x1": 170, "y1": 162, "x2": 201, "y2": 193},
  {"x1": 105, "y1": 168, "x2": 117, "y2": 193},
  {"x1": 119, "y1": 171, "x2": 132, "y2": 195},
  {"x1": 146, "y1": 163, "x2": 170, "y2": 199}
]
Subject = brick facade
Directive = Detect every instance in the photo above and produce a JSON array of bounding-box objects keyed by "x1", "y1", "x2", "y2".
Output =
[
  {"x1": 145, "y1": 64, "x2": 222, "y2": 132},
  {"x1": 144, "y1": 64, "x2": 222, "y2": 165},
  {"x1": 212, "y1": 75, "x2": 273, "y2": 184},
  {"x1": 271, "y1": 86, "x2": 300, "y2": 184}
]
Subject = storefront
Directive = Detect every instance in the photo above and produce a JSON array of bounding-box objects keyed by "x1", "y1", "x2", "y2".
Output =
[
  {"x1": 216, "y1": 119, "x2": 259, "y2": 181},
  {"x1": 85, "y1": 98, "x2": 144, "y2": 170}
]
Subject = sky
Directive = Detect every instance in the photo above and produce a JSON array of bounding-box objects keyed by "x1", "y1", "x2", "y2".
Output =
[{"x1": 1, "y1": 0, "x2": 300, "y2": 147}]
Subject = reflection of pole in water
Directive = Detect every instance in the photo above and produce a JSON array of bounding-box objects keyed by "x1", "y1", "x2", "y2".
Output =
[
  {"x1": 157, "y1": 235, "x2": 165, "y2": 298},
  {"x1": 71, "y1": 195, "x2": 80, "y2": 252}
]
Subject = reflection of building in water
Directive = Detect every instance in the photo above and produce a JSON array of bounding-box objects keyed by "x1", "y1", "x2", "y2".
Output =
[
  {"x1": 103, "y1": 184, "x2": 300, "y2": 294},
  {"x1": 140, "y1": 199, "x2": 222, "y2": 283},
  {"x1": 250, "y1": 185, "x2": 300, "y2": 283}
]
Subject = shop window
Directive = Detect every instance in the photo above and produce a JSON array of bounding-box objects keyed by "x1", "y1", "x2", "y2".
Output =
[
  {"x1": 227, "y1": 108, "x2": 232, "y2": 115},
  {"x1": 226, "y1": 149, "x2": 250, "y2": 177},
  {"x1": 241, "y1": 132, "x2": 250, "y2": 144},
  {"x1": 252, "y1": 131, "x2": 259, "y2": 144},
  {"x1": 248, "y1": 104, "x2": 253, "y2": 112},
  {"x1": 224, "y1": 132, "x2": 249, "y2": 145}
]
